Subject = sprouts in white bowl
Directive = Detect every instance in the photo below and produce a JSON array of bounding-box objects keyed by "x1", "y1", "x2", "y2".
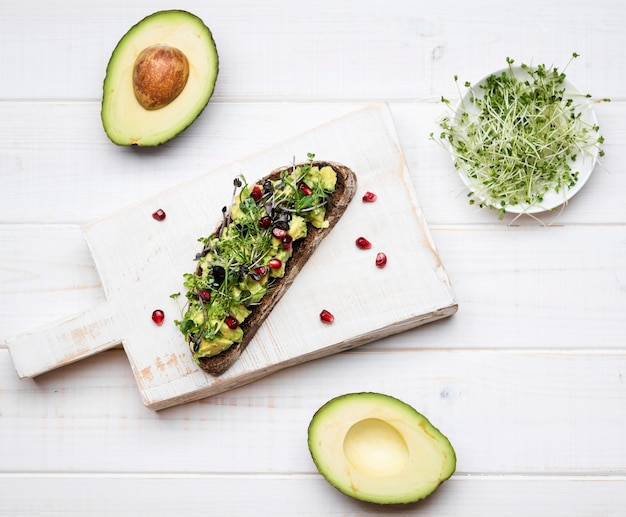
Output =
[{"x1": 433, "y1": 54, "x2": 606, "y2": 220}]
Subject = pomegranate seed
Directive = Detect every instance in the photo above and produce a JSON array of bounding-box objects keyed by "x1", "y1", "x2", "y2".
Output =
[
  {"x1": 198, "y1": 289, "x2": 211, "y2": 301},
  {"x1": 375, "y1": 252, "x2": 387, "y2": 268},
  {"x1": 152, "y1": 209, "x2": 166, "y2": 221},
  {"x1": 281, "y1": 235, "x2": 293, "y2": 250},
  {"x1": 356, "y1": 237, "x2": 372, "y2": 249},
  {"x1": 250, "y1": 185, "x2": 263, "y2": 202},
  {"x1": 259, "y1": 216, "x2": 272, "y2": 229},
  {"x1": 272, "y1": 227, "x2": 287, "y2": 239},
  {"x1": 362, "y1": 191, "x2": 377, "y2": 203},
  {"x1": 299, "y1": 183, "x2": 313, "y2": 196},
  {"x1": 249, "y1": 266, "x2": 267, "y2": 281},
  {"x1": 268, "y1": 258, "x2": 282, "y2": 269},
  {"x1": 225, "y1": 316, "x2": 239, "y2": 329},
  {"x1": 151, "y1": 309, "x2": 165, "y2": 326},
  {"x1": 320, "y1": 309, "x2": 334, "y2": 324}
]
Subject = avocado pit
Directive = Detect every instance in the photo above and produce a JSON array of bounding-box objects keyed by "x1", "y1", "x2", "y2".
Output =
[{"x1": 132, "y1": 44, "x2": 190, "y2": 110}]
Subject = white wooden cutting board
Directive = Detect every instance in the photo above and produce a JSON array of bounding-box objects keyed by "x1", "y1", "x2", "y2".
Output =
[{"x1": 6, "y1": 104, "x2": 457, "y2": 410}]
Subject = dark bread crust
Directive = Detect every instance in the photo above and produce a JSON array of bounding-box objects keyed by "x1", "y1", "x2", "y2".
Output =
[{"x1": 195, "y1": 161, "x2": 357, "y2": 376}]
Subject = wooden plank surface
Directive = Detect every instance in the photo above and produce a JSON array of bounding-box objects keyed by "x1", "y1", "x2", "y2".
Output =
[
  {"x1": 0, "y1": 100, "x2": 622, "y2": 226},
  {"x1": 2, "y1": 347, "x2": 625, "y2": 474},
  {"x1": 1, "y1": 0, "x2": 625, "y2": 514},
  {"x1": 1, "y1": 0, "x2": 623, "y2": 101},
  {"x1": 2, "y1": 476, "x2": 626, "y2": 517}
]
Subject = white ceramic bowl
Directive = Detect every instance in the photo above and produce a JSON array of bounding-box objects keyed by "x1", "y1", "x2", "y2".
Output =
[{"x1": 450, "y1": 65, "x2": 600, "y2": 215}]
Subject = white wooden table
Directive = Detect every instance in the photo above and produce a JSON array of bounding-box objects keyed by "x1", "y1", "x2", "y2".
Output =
[{"x1": 1, "y1": 1, "x2": 625, "y2": 515}]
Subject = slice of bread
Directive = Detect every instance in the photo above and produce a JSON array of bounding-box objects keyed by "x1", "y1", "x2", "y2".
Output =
[{"x1": 192, "y1": 160, "x2": 357, "y2": 376}]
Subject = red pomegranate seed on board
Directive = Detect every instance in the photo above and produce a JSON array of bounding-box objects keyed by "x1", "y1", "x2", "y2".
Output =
[
  {"x1": 259, "y1": 216, "x2": 272, "y2": 229},
  {"x1": 152, "y1": 209, "x2": 166, "y2": 221},
  {"x1": 362, "y1": 191, "x2": 377, "y2": 202},
  {"x1": 356, "y1": 237, "x2": 372, "y2": 249},
  {"x1": 151, "y1": 309, "x2": 165, "y2": 325},
  {"x1": 375, "y1": 252, "x2": 387, "y2": 268},
  {"x1": 320, "y1": 310, "x2": 334, "y2": 324}
]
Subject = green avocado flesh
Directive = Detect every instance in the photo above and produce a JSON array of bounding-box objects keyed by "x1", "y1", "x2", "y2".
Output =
[
  {"x1": 101, "y1": 10, "x2": 218, "y2": 146},
  {"x1": 175, "y1": 157, "x2": 337, "y2": 363},
  {"x1": 307, "y1": 392, "x2": 456, "y2": 505}
]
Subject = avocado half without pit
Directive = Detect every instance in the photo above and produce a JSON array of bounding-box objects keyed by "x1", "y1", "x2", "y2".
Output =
[
  {"x1": 101, "y1": 10, "x2": 219, "y2": 146},
  {"x1": 307, "y1": 392, "x2": 456, "y2": 505}
]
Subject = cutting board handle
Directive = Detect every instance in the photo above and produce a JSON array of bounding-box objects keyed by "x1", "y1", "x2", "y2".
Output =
[{"x1": 6, "y1": 301, "x2": 122, "y2": 378}]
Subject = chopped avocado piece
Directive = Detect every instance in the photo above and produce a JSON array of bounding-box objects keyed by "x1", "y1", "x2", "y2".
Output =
[
  {"x1": 243, "y1": 276, "x2": 268, "y2": 304},
  {"x1": 196, "y1": 323, "x2": 243, "y2": 359},
  {"x1": 308, "y1": 206, "x2": 328, "y2": 228},
  {"x1": 101, "y1": 10, "x2": 219, "y2": 146},
  {"x1": 303, "y1": 166, "x2": 321, "y2": 188},
  {"x1": 230, "y1": 195, "x2": 246, "y2": 223},
  {"x1": 307, "y1": 392, "x2": 456, "y2": 505},
  {"x1": 229, "y1": 302, "x2": 251, "y2": 323},
  {"x1": 287, "y1": 215, "x2": 308, "y2": 240},
  {"x1": 303, "y1": 165, "x2": 337, "y2": 192},
  {"x1": 319, "y1": 166, "x2": 337, "y2": 191},
  {"x1": 218, "y1": 321, "x2": 243, "y2": 342}
]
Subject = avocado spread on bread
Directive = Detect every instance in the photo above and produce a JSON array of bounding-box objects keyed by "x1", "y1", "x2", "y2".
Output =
[{"x1": 175, "y1": 154, "x2": 338, "y2": 364}]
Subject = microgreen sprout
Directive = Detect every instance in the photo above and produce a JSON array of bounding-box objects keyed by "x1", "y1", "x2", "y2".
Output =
[{"x1": 431, "y1": 53, "x2": 607, "y2": 220}]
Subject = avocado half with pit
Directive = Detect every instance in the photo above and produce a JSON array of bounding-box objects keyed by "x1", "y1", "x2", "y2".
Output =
[
  {"x1": 307, "y1": 392, "x2": 456, "y2": 505},
  {"x1": 101, "y1": 10, "x2": 218, "y2": 146}
]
